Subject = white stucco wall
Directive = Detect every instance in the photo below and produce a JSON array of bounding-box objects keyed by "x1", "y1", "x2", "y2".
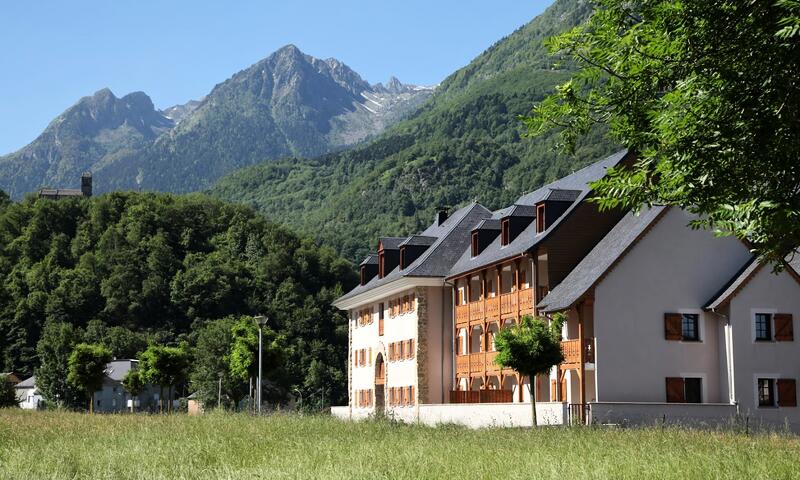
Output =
[
  {"x1": 593, "y1": 208, "x2": 751, "y2": 403},
  {"x1": 591, "y1": 402, "x2": 737, "y2": 427},
  {"x1": 728, "y1": 267, "x2": 800, "y2": 428}
]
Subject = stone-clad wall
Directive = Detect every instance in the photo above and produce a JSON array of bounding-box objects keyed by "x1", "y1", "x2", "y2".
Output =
[{"x1": 415, "y1": 287, "x2": 428, "y2": 408}]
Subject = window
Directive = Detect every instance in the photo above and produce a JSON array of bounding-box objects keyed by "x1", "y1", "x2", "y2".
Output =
[
  {"x1": 684, "y1": 378, "x2": 702, "y2": 403},
  {"x1": 471, "y1": 232, "x2": 479, "y2": 257},
  {"x1": 758, "y1": 378, "x2": 775, "y2": 407},
  {"x1": 682, "y1": 314, "x2": 700, "y2": 341},
  {"x1": 536, "y1": 204, "x2": 546, "y2": 233},
  {"x1": 399, "y1": 247, "x2": 406, "y2": 270},
  {"x1": 755, "y1": 313, "x2": 772, "y2": 341},
  {"x1": 360, "y1": 266, "x2": 366, "y2": 285},
  {"x1": 501, "y1": 219, "x2": 510, "y2": 246},
  {"x1": 666, "y1": 377, "x2": 703, "y2": 403},
  {"x1": 378, "y1": 303, "x2": 384, "y2": 336},
  {"x1": 378, "y1": 251, "x2": 385, "y2": 278}
]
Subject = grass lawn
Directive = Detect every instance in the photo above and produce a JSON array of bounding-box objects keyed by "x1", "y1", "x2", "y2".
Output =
[{"x1": 0, "y1": 409, "x2": 799, "y2": 479}]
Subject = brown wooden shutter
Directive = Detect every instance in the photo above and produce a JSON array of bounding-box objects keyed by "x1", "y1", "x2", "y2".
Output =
[
  {"x1": 664, "y1": 313, "x2": 682, "y2": 340},
  {"x1": 775, "y1": 314, "x2": 794, "y2": 341},
  {"x1": 411, "y1": 385, "x2": 415, "y2": 405},
  {"x1": 551, "y1": 380, "x2": 557, "y2": 402},
  {"x1": 409, "y1": 339, "x2": 415, "y2": 359},
  {"x1": 666, "y1": 377, "x2": 685, "y2": 402},
  {"x1": 778, "y1": 379, "x2": 797, "y2": 407},
  {"x1": 368, "y1": 347, "x2": 372, "y2": 366}
]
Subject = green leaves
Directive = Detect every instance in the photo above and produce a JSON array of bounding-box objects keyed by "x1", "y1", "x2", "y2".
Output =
[
  {"x1": 66, "y1": 343, "x2": 112, "y2": 403},
  {"x1": 494, "y1": 314, "x2": 564, "y2": 379},
  {"x1": 528, "y1": 0, "x2": 800, "y2": 265}
]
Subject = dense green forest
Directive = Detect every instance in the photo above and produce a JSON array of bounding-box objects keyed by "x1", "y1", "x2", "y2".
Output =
[
  {"x1": 211, "y1": 0, "x2": 618, "y2": 262},
  {"x1": 0, "y1": 190, "x2": 357, "y2": 404}
]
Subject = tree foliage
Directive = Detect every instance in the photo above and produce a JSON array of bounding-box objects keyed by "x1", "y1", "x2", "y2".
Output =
[
  {"x1": 526, "y1": 0, "x2": 800, "y2": 265},
  {"x1": 0, "y1": 375, "x2": 18, "y2": 408},
  {"x1": 139, "y1": 345, "x2": 189, "y2": 412},
  {"x1": 34, "y1": 321, "x2": 84, "y2": 409},
  {"x1": 66, "y1": 343, "x2": 112, "y2": 412},
  {"x1": 0, "y1": 192, "x2": 356, "y2": 405},
  {"x1": 494, "y1": 314, "x2": 564, "y2": 425}
]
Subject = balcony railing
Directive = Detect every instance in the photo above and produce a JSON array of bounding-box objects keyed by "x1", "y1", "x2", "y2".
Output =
[
  {"x1": 561, "y1": 338, "x2": 595, "y2": 365},
  {"x1": 485, "y1": 296, "x2": 500, "y2": 318},
  {"x1": 455, "y1": 351, "x2": 501, "y2": 376},
  {"x1": 500, "y1": 292, "x2": 516, "y2": 315},
  {"x1": 456, "y1": 354, "x2": 470, "y2": 375},
  {"x1": 469, "y1": 302, "x2": 484, "y2": 322},
  {"x1": 455, "y1": 304, "x2": 470, "y2": 324},
  {"x1": 518, "y1": 289, "x2": 533, "y2": 311},
  {"x1": 450, "y1": 389, "x2": 513, "y2": 404}
]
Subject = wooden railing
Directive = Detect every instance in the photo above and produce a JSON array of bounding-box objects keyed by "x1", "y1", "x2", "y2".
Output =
[
  {"x1": 518, "y1": 288, "x2": 533, "y2": 311},
  {"x1": 561, "y1": 338, "x2": 595, "y2": 365},
  {"x1": 485, "y1": 296, "x2": 500, "y2": 318},
  {"x1": 485, "y1": 350, "x2": 499, "y2": 370},
  {"x1": 455, "y1": 304, "x2": 470, "y2": 324},
  {"x1": 469, "y1": 302, "x2": 484, "y2": 322},
  {"x1": 500, "y1": 292, "x2": 516, "y2": 315},
  {"x1": 450, "y1": 389, "x2": 513, "y2": 404},
  {"x1": 469, "y1": 353, "x2": 485, "y2": 372},
  {"x1": 456, "y1": 355, "x2": 470, "y2": 375}
]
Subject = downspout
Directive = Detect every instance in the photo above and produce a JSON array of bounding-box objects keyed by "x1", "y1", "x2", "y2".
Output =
[
  {"x1": 445, "y1": 279, "x2": 456, "y2": 403},
  {"x1": 709, "y1": 308, "x2": 736, "y2": 407}
]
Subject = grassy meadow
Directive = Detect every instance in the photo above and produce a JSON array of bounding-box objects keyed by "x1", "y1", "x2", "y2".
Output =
[{"x1": 0, "y1": 409, "x2": 799, "y2": 479}]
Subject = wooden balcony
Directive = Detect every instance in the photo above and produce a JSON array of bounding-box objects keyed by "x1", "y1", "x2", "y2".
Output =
[
  {"x1": 456, "y1": 354, "x2": 470, "y2": 375},
  {"x1": 455, "y1": 351, "x2": 502, "y2": 376},
  {"x1": 485, "y1": 296, "x2": 500, "y2": 318},
  {"x1": 455, "y1": 304, "x2": 470, "y2": 325},
  {"x1": 561, "y1": 338, "x2": 595, "y2": 368},
  {"x1": 500, "y1": 292, "x2": 516, "y2": 316},
  {"x1": 518, "y1": 288, "x2": 533, "y2": 312},
  {"x1": 449, "y1": 389, "x2": 513, "y2": 404},
  {"x1": 469, "y1": 302, "x2": 484, "y2": 322}
]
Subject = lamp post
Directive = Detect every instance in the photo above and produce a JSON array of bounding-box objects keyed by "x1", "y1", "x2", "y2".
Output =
[{"x1": 254, "y1": 315, "x2": 268, "y2": 415}]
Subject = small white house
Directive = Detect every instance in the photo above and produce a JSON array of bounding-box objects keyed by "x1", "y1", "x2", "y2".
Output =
[{"x1": 14, "y1": 376, "x2": 43, "y2": 410}]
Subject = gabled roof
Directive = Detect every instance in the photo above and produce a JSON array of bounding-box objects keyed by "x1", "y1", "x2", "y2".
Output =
[
  {"x1": 359, "y1": 254, "x2": 379, "y2": 266},
  {"x1": 378, "y1": 237, "x2": 407, "y2": 250},
  {"x1": 400, "y1": 235, "x2": 437, "y2": 247},
  {"x1": 704, "y1": 258, "x2": 761, "y2": 310},
  {"x1": 105, "y1": 359, "x2": 138, "y2": 382},
  {"x1": 538, "y1": 206, "x2": 667, "y2": 313},
  {"x1": 38, "y1": 189, "x2": 84, "y2": 198},
  {"x1": 14, "y1": 376, "x2": 36, "y2": 388},
  {"x1": 448, "y1": 150, "x2": 630, "y2": 278},
  {"x1": 334, "y1": 202, "x2": 493, "y2": 306},
  {"x1": 504, "y1": 204, "x2": 536, "y2": 218},
  {"x1": 543, "y1": 189, "x2": 582, "y2": 202},
  {"x1": 473, "y1": 219, "x2": 501, "y2": 231}
]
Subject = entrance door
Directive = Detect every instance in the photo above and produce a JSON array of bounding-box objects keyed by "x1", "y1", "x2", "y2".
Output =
[{"x1": 375, "y1": 353, "x2": 385, "y2": 411}]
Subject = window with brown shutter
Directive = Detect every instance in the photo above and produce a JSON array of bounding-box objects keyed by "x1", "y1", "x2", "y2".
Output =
[
  {"x1": 368, "y1": 348, "x2": 372, "y2": 366},
  {"x1": 775, "y1": 314, "x2": 794, "y2": 341},
  {"x1": 408, "y1": 339, "x2": 415, "y2": 359},
  {"x1": 403, "y1": 386, "x2": 409, "y2": 406},
  {"x1": 664, "y1": 313, "x2": 683, "y2": 340},
  {"x1": 666, "y1": 377, "x2": 685, "y2": 402},
  {"x1": 411, "y1": 385, "x2": 415, "y2": 405},
  {"x1": 778, "y1": 379, "x2": 797, "y2": 407}
]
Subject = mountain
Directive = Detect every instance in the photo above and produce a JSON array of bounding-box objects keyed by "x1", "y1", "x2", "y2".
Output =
[
  {"x1": 0, "y1": 89, "x2": 173, "y2": 198},
  {"x1": 0, "y1": 46, "x2": 433, "y2": 198},
  {"x1": 211, "y1": 0, "x2": 617, "y2": 262}
]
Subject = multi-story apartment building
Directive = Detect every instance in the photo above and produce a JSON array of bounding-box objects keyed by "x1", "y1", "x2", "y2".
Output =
[{"x1": 332, "y1": 150, "x2": 800, "y2": 429}]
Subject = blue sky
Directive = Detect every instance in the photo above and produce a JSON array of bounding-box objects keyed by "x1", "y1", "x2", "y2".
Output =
[{"x1": 0, "y1": 1, "x2": 552, "y2": 155}]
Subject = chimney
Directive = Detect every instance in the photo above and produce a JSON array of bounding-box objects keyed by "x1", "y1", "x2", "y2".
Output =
[
  {"x1": 81, "y1": 172, "x2": 92, "y2": 197},
  {"x1": 436, "y1": 207, "x2": 449, "y2": 226}
]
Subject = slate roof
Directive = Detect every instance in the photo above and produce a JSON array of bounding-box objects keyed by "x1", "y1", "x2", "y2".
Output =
[
  {"x1": 538, "y1": 206, "x2": 667, "y2": 313},
  {"x1": 38, "y1": 189, "x2": 85, "y2": 198},
  {"x1": 544, "y1": 189, "x2": 582, "y2": 202},
  {"x1": 400, "y1": 235, "x2": 438, "y2": 247},
  {"x1": 335, "y1": 202, "x2": 493, "y2": 304},
  {"x1": 704, "y1": 258, "x2": 761, "y2": 310},
  {"x1": 105, "y1": 359, "x2": 138, "y2": 382},
  {"x1": 504, "y1": 204, "x2": 536, "y2": 217},
  {"x1": 14, "y1": 376, "x2": 36, "y2": 389},
  {"x1": 359, "y1": 254, "x2": 378, "y2": 266},
  {"x1": 448, "y1": 150, "x2": 630, "y2": 278},
  {"x1": 378, "y1": 237, "x2": 407, "y2": 250},
  {"x1": 474, "y1": 219, "x2": 501, "y2": 230}
]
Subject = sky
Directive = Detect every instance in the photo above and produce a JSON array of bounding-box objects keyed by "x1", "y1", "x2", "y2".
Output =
[{"x1": 0, "y1": 1, "x2": 553, "y2": 155}]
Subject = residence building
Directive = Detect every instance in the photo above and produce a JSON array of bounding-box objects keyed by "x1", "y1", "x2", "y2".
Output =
[
  {"x1": 38, "y1": 172, "x2": 92, "y2": 199},
  {"x1": 331, "y1": 150, "x2": 800, "y2": 429}
]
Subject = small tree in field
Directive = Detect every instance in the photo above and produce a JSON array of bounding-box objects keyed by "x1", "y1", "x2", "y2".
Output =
[
  {"x1": 139, "y1": 345, "x2": 189, "y2": 413},
  {"x1": 67, "y1": 344, "x2": 112, "y2": 414},
  {"x1": 122, "y1": 370, "x2": 145, "y2": 412},
  {"x1": 494, "y1": 314, "x2": 565, "y2": 426}
]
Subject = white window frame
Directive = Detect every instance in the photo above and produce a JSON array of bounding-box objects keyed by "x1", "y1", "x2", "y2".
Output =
[
  {"x1": 677, "y1": 308, "x2": 705, "y2": 343},
  {"x1": 679, "y1": 372, "x2": 708, "y2": 404},
  {"x1": 751, "y1": 308, "x2": 777, "y2": 343}
]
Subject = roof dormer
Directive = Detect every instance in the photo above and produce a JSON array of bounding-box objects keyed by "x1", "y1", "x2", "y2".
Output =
[
  {"x1": 359, "y1": 254, "x2": 379, "y2": 285},
  {"x1": 471, "y1": 219, "x2": 501, "y2": 256},
  {"x1": 377, "y1": 237, "x2": 405, "y2": 278},
  {"x1": 535, "y1": 189, "x2": 582, "y2": 234},
  {"x1": 399, "y1": 236, "x2": 437, "y2": 269},
  {"x1": 499, "y1": 205, "x2": 536, "y2": 246}
]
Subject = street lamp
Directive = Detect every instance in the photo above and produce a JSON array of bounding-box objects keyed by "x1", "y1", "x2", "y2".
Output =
[{"x1": 254, "y1": 315, "x2": 268, "y2": 415}]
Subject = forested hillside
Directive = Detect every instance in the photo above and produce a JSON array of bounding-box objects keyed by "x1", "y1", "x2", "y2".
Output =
[
  {"x1": 211, "y1": 0, "x2": 617, "y2": 262},
  {"x1": 0, "y1": 191, "x2": 357, "y2": 403}
]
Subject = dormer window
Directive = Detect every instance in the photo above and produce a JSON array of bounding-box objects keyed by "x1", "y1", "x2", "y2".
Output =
[
  {"x1": 378, "y1": 251, "x2": 385, "y2": 278},
  {"x1": 536, "y1": 204, "x2": 546, "y2": 233},
  {"x1": 399, "y1": 246, "x2": 406, "y2": 270},
  {"x1": 360, "y1": 266, "x2": 366, "y2": 285},
  {"x1": 501, "y1": 219, "x2": 510, "y2": 246},
  {"x1": 471, "y1": 232, "x2": 479, "y2": 257}
]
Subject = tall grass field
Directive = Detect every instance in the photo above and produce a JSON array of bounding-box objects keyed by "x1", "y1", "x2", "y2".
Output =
[{"x1": 0, "y1": 409, "x2": 798, "y2": 479}]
